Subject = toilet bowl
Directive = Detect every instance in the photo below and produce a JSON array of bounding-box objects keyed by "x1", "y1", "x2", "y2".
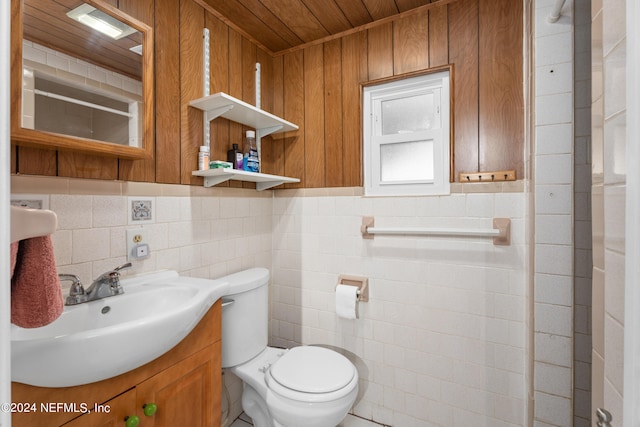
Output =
[{"x1": 220, "y1": 268, "x2": 358, "y2": 427}]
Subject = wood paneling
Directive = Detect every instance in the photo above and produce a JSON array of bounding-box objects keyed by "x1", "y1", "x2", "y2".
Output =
[
  {"x1": 16, "y1": 148, "x2": 57, "y2": 176},
  {"x1": 342, "y1": 31, "x2": 367, "y2": 187},
  {"x1": 367, "y1": 23, "x2": 393, "y2": 80},
  {"x1": 429, "y1": 6, "x2": 449, "y2": 67},
  {"x1": 58, "y1": 153, "x2": 118, "y2": 180},
  {"x1": 155, "y1": 0, "x2": 182, "y2": 184},
  {"x1": 324, "y1": 39, "x2": 344, "y2": 187},
  {"x1": 179, "y1": 0, "x2": 205, "y2": 185},
  {"x1": 448, "y1": 0, "x2": 479, "y2": 177},
  {"x1": 283, "y1": 51, "x2": 305, "y2": 187},
  {"x1": 13, "y1": 0, "x2": 524, "y2": 188},
  {"x1": 393, "y1": 8, "x2": 429, "y2": 75},
  {"x1": 303, "y1": 44, "x2": 325, "y2": 188},
  {"x1": 207, "y1": 11, "x2": 231, "y2": 180},
  {"x1": 478, "y1": 0, "x2": 523, "y2": 174},
  {"x1": 262, "y1": 55, "x2": 286, "y2": 178}
]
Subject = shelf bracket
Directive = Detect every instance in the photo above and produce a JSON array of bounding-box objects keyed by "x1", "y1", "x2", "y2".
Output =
[
  {"x1": 256, "y1": 125, "x2": 284, "y2": 174},
  {"x1": 256, "y1": 125, "x2": 284, "y2": 139},
  {"x1": 205, "y1": 104, "x2": 234, "y2": 124},
  {"x1": 202, "y1": 104, "x2": 234, "y2": 146},
  {"x1": 202, "y1": 174, "x2": 231, "y2": 188},
  {"x1": 256, "y1": 180, "x2": 287, "y2": 191},
  {"x1": 201, "y1": 174, "x2": 288, "y2": 191}
]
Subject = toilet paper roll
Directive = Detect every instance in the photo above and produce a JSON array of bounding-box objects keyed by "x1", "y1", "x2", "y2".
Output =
[{"x1": 335, "y1": 284, "x2": 359, "y2": 319}]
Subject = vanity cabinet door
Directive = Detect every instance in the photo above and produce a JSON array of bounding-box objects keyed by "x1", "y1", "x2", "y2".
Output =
[
  {"x1": 61, "y1": 388, "x2": 137, "y2": 427},
  {"x1": 135, "y1": 343, "x2": 221, "y2": 427}
]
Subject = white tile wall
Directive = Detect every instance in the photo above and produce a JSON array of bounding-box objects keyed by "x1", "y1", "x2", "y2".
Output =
[
  {"x1": 592, "y1": 0, "x2": 627, "y2": 424},
  {"x1": 47, "y1": 193, "x2": 273, "y2": 289},
  {"x1": 533, "y1": 0, "x2": 580, "y2": 425},
  {"x1": 271, "y1": 191, "x2": 527, "y2": 426}
]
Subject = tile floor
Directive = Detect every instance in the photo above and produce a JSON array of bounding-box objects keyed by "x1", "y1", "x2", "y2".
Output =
[{"x1": 229, "y1": 412, "x2": 384, "y2": 427}]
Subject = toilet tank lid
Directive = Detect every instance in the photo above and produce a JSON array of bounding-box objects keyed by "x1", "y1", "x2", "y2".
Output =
[{"x1": 222, "y1": 268, "x2": 269, "y2": 294}]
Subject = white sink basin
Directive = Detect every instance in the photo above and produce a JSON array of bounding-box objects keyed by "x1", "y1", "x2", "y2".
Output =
[{"x1": 11, "y1": 270, "x2": 229, "y2": 387}]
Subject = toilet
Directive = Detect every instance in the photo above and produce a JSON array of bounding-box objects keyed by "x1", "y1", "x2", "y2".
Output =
[{"x1": 220, "y1": 268, "x2": 358, "y2": 427}]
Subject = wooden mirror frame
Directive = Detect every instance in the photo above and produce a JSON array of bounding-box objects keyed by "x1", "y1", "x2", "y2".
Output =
[{"x1": 10, "y1": 0, "x2": 154, "y2": 160}]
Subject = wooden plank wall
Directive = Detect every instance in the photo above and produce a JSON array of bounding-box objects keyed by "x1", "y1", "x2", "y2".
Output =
[
  {"x1": 11, "y1": 0, "x2": 523, "y2": 188},
  {"x1": 271, "y1": 0, "x2": 523, "y2": 188}
]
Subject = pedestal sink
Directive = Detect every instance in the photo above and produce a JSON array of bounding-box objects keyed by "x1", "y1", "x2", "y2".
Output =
[{"x1": 11, "y1": 270, "x2": 229, "y2": 387}]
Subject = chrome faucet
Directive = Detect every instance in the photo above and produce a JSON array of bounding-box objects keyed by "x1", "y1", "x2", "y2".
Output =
[
  {"x1": 62, "y1": 263, "x2": 132, "y2": 306},
  {"x1": 59, "y1": 274, "x2": 87, "y2": 305}
]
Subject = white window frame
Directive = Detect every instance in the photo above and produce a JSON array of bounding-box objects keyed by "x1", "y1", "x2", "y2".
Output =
[{"x1": 363, "y1": 70, "x2": 451, "y2": 196}]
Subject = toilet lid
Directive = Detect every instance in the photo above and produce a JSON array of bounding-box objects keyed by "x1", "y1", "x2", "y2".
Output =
[{"x1": 269, "y1": 346, "x2": 356, "y2": 394}]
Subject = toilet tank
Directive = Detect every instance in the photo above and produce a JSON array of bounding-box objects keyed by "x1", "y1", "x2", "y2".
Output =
[{"x1": 220, "y1": 268, "x2": 269, "y2": 368}]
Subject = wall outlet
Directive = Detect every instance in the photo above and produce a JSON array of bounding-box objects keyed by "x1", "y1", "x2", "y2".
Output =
[{"x1": 126, "y1": 228, "x2": 150, "y2": 261}]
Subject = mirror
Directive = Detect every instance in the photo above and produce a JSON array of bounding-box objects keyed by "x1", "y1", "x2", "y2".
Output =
[{"x1": 11, "y1": 0, "x2": 154, "y2": 159}]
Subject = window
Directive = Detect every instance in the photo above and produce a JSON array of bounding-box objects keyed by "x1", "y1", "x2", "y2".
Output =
[{"x1": 363, "y1": 70, "x2": 451, "y2": 196}]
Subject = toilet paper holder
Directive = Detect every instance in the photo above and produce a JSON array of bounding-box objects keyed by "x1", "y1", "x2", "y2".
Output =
[{"x1": 336, "y1": 275, "x2": 369, "y2": 302}]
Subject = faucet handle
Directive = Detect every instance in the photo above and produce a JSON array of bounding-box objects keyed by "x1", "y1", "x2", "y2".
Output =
[
  {"x1": 105, "y1": 262, "x2": 132, "y2": 293},
  {"x1": 59, "y1": 274, "x2": 87, "y2": 305},
  {"x1": 59, "y1": 273, "x2": 84, "y2": 293}
]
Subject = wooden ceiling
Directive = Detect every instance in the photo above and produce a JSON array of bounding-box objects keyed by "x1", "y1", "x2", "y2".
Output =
[
  {"x1": 201, "y1": 0, "x2": 442, "y2": 53},
  {"x1": 20, "y1": 0, "x2": 445, "y2": 78},
  {"x1": 22, "y1": 0, "x2": 143, "y2": 80}
]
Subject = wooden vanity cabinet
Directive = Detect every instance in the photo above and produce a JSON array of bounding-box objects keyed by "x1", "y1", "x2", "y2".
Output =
[
  {"x1": 12, "y1": 300, "x2": 222, "y2": 427},
  {"x1": 62, "y1": 389, "x2": 137, "y2": 427},
  {"x1": 135, "y1": 343, "x2": 220, "y2": 427}
]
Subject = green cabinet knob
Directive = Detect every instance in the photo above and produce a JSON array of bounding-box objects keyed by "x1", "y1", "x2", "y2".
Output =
[
  {"x1": 124, "y1": 415, "x2": 140, "y2": 427},
  {"x1": 143, "y1": 402, "x2": 157, "y2": 417}
]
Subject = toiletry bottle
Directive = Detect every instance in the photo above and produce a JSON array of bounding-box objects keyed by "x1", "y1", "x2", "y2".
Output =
[
  {"x1": 242, "y1": 133, "x2": 250, "y2": 171},
  {"x1": 227, "y1": 143, "x2": 240, "y2": 169},
  {"x1": 236, "y1": 143, "x2": 244, "y2": 170},
  {"x1": 198, "y1": 145, "x2": 210, "y2": 170},
  {"x1": 244, "y1": 130, "x2": 259, "y2": 172}
]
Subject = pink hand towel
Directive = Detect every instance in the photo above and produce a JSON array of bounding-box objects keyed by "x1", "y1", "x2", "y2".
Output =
[{"x1": 11, "y1": 236, "x2": 63, "y2": 328}]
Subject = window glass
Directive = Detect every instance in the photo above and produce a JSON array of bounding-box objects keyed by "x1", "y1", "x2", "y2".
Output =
[
  {"x1": 380, "y1": 140, "x2": 434, "y2": 183},
  {"x1": 381, "y1": 93, "x2": 435, "y2": 135}
]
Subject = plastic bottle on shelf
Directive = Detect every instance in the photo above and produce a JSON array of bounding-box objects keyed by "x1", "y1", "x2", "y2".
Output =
[
  {"x1": 198, "y1": 145, "x2": 210, "y2": 170},
  {"x1": 227, "y1": 143, "x2": 241, "y2": 169},
  {"x1": 244, "y1": 130, "x2": 259, "y2": 172}
]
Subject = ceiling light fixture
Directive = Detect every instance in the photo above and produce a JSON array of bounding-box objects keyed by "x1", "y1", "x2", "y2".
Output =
[{"x1": 66, "y1": 4, "x2": 137, "y2": 40}]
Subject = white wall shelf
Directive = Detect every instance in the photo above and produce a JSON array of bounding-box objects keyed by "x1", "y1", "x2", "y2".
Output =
[
  {"x1": 192, "y1": 168, "x2": 300, "y2": 191},
  {"x1": 189, "y1": 92, "x2": 298, "y2": 138},
  {"x1": 189, "y1": 92, "x2": 300, "y2": 190}
]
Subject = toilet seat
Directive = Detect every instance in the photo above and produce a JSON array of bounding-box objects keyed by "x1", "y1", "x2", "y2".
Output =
[{"x1": 266, "y1": 346, "x2": 357, "y2": 403}]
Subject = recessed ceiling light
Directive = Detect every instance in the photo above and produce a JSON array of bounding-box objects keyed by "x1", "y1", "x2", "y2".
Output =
[{"x1": 67, "y1": 4, "x2": 137, "y2": 40}]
